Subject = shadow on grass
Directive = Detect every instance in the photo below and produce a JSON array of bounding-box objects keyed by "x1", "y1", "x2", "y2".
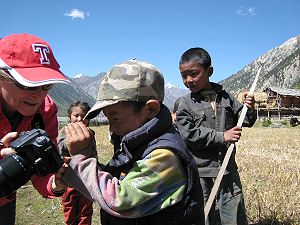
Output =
[{"x1": 250, "y1": 218, "x2": 295, "y2": 225}]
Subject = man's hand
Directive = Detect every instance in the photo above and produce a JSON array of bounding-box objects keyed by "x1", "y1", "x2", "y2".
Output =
[
  {"x1": 243, "y1": 92, "x2": 255, "y2": 110},
  {"x1": 224, "y1": 126, "x2": 242, "y2": 143},
  {"x1": 63, "y1": 122, "x2": 94, "y2": 155},
  {"x1": 0, "y1": 132, "x2": 18, "y2": 158}
]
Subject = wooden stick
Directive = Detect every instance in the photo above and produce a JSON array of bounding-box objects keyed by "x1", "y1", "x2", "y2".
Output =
[{"x1": 204, "y1": 66, "x2": 262, "y2": 221}]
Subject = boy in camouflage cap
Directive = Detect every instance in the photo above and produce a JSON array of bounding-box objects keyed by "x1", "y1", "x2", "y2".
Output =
[{"x1": 62, "y1": 59, "x2": 205, "y2": 225}]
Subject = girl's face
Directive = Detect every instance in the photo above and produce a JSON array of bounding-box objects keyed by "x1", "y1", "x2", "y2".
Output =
[
  {"x1": 0, "y1": 78, "x2": 48, "y2": 116},
  {"x1": 69, "y1": 106, "x2": 89, "y2": 125}
]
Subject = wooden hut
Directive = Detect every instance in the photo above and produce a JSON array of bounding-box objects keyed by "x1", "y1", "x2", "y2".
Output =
[
  {"x1": 263, "y1": 87, "x2": 300, "y2": 108},
  {"x1": 260, "y1": 87, "x2": 300, "y2": 118}
]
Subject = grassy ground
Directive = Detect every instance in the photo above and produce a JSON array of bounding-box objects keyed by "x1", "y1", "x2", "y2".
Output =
[
  {"x1": 15, "y1": 124, "x2": 300, "y2": 224},
  {"x1": 237, "y1": 125, "x2": 300, "y2": 224}
]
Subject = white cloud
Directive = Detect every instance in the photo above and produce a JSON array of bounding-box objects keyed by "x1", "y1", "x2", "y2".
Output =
[
  {"x1": 64, "y1": 9, "x2": 90, "y2": 20},
  {"x1": 235, "y1": 6, "x2": 256, "y2": 16}
]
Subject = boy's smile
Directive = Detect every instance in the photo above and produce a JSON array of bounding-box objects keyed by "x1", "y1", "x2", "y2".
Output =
[{"x1": 179, "y1": 61, "x2": 212, "y2": 93}]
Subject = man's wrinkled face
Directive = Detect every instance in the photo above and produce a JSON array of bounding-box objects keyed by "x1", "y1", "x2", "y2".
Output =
[
  {"x1": 0, "y1": 77, "x2": 48, "y2": 116},
  {"x1": 179, "y1": 61, "x2": 211, "y2": 93}
]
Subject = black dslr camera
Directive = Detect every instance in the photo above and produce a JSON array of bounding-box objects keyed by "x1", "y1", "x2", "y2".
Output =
[{"x1": 0, "y1": 129, "x2": 63, "y2": 198}]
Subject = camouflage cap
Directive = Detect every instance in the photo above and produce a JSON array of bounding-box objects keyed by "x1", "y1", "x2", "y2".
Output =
[{"x1": 85, "y1": 59, "x2": 165, "y2": 119}]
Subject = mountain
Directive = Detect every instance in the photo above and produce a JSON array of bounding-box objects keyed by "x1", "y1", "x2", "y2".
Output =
[
  {"x1": 220, "y1": 34, "x2": 300, "y2": 95},
  {"x1": 164, "y1": 82, "x2": 189, "y2": 110},
  {"x1": 48, "y1": 78, "x2": 96, "y2": 116},
  {"x1": 72, "y1": 73, "x2": 106, "y2": 99},
  {"x1": 49, "y1": 73, "x2": 188, "y2": 116},
  {"x1": 49, "y1": 34, "x2": 300, "y2": 116},
  {"x1": 72, "y1": 75, "x2": 188, "y2": 111}
]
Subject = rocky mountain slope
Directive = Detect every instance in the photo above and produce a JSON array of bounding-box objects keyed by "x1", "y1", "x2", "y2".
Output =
[
  {"x1": 49, "y1": 74, "x2": 188, "y2": 116},
  {"x1": 71, "y1": 75, "x2": 188, "y2": 111},
  {"x1": 72, "y1": 73, "x2": 106, "y2": 99},
  {"x1": 48, "y1": 78, "x2": 96, "y2": 116},
  {"x1": 49, "y1": 34, "x2": 300, "y2": 116},
  {"x1": 220, "y1": 34, "x2": 300, "y2": 95}
]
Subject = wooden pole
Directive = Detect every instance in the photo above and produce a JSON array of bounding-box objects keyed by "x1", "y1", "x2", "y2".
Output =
[{"x1": 204, "y1": 66, "x2": 262, "y2": 221}]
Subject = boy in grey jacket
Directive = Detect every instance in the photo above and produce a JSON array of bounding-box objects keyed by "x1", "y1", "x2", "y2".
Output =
[{"x1": 176, "y1": 48, "x2": 257, "y2": 225}]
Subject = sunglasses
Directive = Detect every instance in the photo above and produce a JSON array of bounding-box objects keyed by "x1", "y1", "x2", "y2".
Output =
[
  {"x1": 13, "y1": 80, "x2": 54, "y2": 91},
  {"x1": 1, "y1": 70, "x2": 54, "y2": 91}
]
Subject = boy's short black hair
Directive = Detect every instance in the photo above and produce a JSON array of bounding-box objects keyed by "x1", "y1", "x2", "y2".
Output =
[{"x1": 179, "y1": 47, "x2": 211, "y2": 69}]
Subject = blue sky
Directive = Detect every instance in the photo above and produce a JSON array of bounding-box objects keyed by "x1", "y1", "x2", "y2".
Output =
[{"x1": 1, "y1": 0, "x2": 299, "y2": 88}]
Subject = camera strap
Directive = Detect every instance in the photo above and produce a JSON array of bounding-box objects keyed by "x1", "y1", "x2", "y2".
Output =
[
  {"x1": 10, "y1": 113, "x2": 22, "y2": 132},
  {"x1": 31, "y1": 113, "x2": 45, "y2": 130},
  {"x1": 7, "y1": 112, "x2": 44, "y2": 132}
]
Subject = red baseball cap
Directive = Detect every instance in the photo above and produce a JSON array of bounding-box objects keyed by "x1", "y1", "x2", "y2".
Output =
[{"x1": 0, "y1": 33, "x2": 69, "y2": 87}]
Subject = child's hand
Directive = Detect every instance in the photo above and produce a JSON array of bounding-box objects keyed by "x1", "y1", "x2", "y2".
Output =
[
  {"x1": 243, "y1": 92, "x2": 255, "y2": 110},
  {"x1": 63, "y1": 122, "x2": 94, "y2": 155},
  {"x1": 51, "y1": 156, "x2": 71, "y2": 194},
  {"x1": 224, "y1": 126, "x2": 242, "y2": 143},
  {"x1": 0, "y1": 132, "x2": 18, "y2": 158}
]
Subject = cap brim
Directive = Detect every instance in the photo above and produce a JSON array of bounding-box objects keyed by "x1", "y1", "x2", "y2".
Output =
[
  {"x1": 84, "y1": 99, "x2": 120, "y2": 120},
  {"x1": 0, "y1": 58, "x2": 69, "y2": 86},
  {"x1": 10, "y1": 67, "x2": 69, "y2": 87}
]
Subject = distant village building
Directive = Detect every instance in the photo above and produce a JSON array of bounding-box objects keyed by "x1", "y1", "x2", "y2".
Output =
[
  {"x1": 263, "y1": 86, "x2": 300, "y2": 108},
  {"x1": 257, "y1": 86, "x2": 300, "y2": 119}
]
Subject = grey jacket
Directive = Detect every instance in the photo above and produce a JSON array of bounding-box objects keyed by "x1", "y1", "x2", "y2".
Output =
[{"x1": 176, "y1": 82, "x2": 257, "y2": 177}]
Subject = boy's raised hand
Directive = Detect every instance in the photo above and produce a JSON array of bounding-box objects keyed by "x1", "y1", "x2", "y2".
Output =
[
  {"x1": 224, "y1": 126, "x2": 242, "y2": 143},
  {"x1": 51, "y1": 156, "x2": 71, "y2": 194},
  {"x1": 243, "y1": 92, "x2": 255, "y2": 110},
  {"x1": 63, "y1": 122, "x2": 94, "y2": 155}
]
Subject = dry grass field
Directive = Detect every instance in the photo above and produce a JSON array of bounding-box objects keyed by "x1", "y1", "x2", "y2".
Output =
[
  {"x1": 15, "y1": 124, "x2": 300, "y2": 224},
  {"x1": 237, "y1": 126, "x2": 300, "y2": 224}
]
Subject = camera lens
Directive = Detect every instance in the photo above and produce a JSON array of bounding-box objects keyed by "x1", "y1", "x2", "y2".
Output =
[
  {"x1": 0, "y1": 154, "x2": 34, "y2": 198},
  {"x1": 0, "y1": 129, "x2": 63, "y2": 198}
]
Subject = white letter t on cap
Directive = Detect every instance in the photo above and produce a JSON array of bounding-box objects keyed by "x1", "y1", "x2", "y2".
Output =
[{"x1": 32, "y1": 44, "x2": 50, "y2": 65}]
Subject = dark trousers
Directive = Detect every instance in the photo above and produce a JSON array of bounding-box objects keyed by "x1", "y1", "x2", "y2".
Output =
[
  {"x1": 201, "y1": 172, "x2": 248, "y2": 225},
  {"x1": 0, "y1": 199, "x2": 16, "y2": 225}
]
